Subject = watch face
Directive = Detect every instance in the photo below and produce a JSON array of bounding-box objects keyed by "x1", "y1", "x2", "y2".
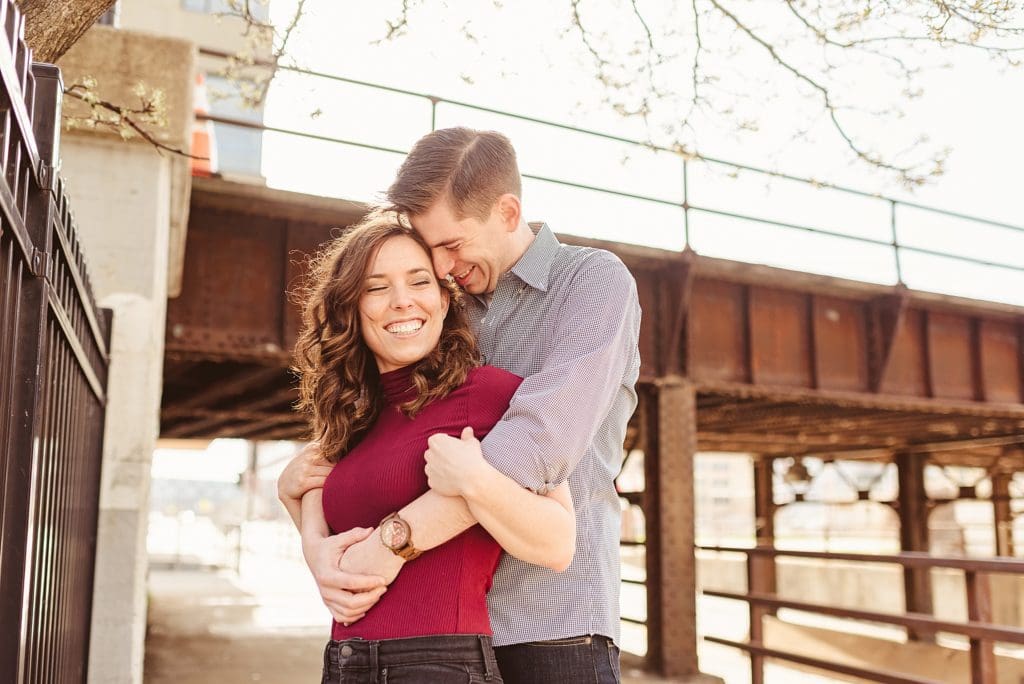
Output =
[{"x1": 381, "y1": 518, "x2": 409, "y2": 549}]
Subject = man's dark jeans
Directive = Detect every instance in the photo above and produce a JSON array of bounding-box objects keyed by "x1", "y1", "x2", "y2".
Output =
[
  {"x1": 321, "y1": 634, "x2": 503, "y2": 683},
  {"x1": 494, "y1": 634, "x2": 621, "y2": 684}
]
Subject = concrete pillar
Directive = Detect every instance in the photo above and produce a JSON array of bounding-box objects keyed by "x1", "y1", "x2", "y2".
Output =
[
  {"x1": 57, "y1": 27, "x2": 193, "y2": 684},
  {"x1": 895, "y1": 451, "x2": 934, "y2": 641}
]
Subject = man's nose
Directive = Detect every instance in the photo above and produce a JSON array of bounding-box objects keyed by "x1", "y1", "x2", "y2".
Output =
[{"x1": 432, "y1": 251, "x2": 454, "y2": 279}]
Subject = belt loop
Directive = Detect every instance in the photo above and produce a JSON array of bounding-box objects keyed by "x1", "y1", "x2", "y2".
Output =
[
  {"x1": 478, "y1": 635, "x2": 494, "y2": 681},
  {"x1": 370, "y1": 641, "x2": 380, "y2": 683}
]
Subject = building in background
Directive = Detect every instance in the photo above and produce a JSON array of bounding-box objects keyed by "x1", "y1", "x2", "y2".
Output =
[{"x1": 115, "y1": 0, "x2": 267, "y2": 181}]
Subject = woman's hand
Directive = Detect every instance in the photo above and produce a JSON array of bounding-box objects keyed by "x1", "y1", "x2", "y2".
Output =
[
  {"x1": 424, "y1": 427, "x2": 487, "y2": 497},
  {"x1": 302, "y1": 527, "x2": 389, "y2": 626}
]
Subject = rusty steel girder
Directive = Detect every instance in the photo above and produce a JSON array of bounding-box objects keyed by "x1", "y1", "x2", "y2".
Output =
[{"x1": 162, "y1": 179, "x2": 1024, "y2": 458}]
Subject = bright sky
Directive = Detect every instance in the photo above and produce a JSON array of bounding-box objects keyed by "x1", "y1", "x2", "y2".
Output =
[{"x1": 258, "y1": 1, "x2": 1024, "y2": 306}]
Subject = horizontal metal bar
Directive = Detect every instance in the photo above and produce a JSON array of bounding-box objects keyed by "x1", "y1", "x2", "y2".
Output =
[
  {"x1": 621, "y1": 577, "x2": 647, "y2": 586},
  {"x1": 894, "y1": 198, "x2": 1024, "y2": 233},
  {"x1": 696, "y1": 545, "x2": 1024, "y2": 573},
  {"x1": 619, "y1": 539, "x2": 645, "y2": 547},
  {"x1": 197, "y1": 113, "x2": 409, "y2": 156},
  {"x1": 898, "y1": 243, "x2": 1024, "y2": 272},
  {"x1": 522, "y1": 172, "x2": 681, "y2": 206},
  {"x1": 202, "y1": 113, "x2": 685, "y2": 206},
  {"x1": 691, "y1": 205, "x2": 1024, "y2": 273},
  {"x1": 703, "y1": 636, "x2": 941, "y2": 684},
  {"x1": 620, "y1": 615, "x2": 647, "y2": 626},
  {"x1": 688, "y1": 204, "x2": 895, "y2": 248},
  {"x1": 704, "y1": 589, "x2": 1024, "y2": 644}
]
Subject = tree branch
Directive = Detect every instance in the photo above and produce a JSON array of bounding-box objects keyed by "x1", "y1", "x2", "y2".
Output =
[{"x1": 63, "y1": 81, "x2": 204, "y2": 160}]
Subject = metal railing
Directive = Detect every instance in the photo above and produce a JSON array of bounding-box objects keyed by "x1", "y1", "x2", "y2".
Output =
[
  {"x1": 698, "y1": 545, "x2": 1024, "y2": 684},
  {"x1": 198, "y1": 47, "x2": 1024, "y2": 296},
  {"x1": 0, "y1": 2, "x2": 111, "y2": 682}
]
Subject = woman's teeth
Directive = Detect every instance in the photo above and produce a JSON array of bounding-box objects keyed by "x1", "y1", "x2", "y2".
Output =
[{"x1": 387, "y1": 320, "x2": 423, "y2": 334}]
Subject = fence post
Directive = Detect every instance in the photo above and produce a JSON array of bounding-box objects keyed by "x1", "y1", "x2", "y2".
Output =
[
  {"x1": 30, "y1": 64, "x2": 60, "y2": 190},
  {"x1": 747, "y1": 551, "x2": 767, "y2": 684},
  {"x1": 889, "y1": 200, "x2": 904, "y2": 285},
  {"x1": 682, "y1": 157, "x2": 690, "y2": 250},
  {"x1": 965, "y1": 570, "x2": 996, "y2": 684}
]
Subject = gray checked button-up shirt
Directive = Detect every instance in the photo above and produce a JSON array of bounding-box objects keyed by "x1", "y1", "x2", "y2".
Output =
[{"x1": 471, "y1": 223, "x2": 641, "y2": 647}]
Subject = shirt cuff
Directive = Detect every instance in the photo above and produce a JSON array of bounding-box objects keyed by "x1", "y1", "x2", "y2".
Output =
[{"x1": 481, "y1": 428, "x2": 561, "y2": 494}]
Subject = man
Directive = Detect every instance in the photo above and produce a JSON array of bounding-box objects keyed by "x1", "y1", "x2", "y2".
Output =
[{"x1": 279, "y1": 127, "x2": 640, "y2": 682}]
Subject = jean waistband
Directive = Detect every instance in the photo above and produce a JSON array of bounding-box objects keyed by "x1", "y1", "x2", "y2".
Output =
[{"x1": 326, "y1": 634, "x2": 497, "y2": 670}]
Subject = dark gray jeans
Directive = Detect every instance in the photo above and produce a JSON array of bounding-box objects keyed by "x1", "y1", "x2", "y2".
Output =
[
  {"x1": 494, "y1": 634, "x2": 621, "y2": 684},
  {"x1": 321, "y1": 634, "x2": 503, "y2": 683}
]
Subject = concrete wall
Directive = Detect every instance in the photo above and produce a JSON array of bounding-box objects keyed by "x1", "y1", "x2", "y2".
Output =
[{"x1": 56, "y1": 29, "x2": 194, "y2": 684}]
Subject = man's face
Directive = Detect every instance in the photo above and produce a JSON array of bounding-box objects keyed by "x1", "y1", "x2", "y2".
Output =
[{"x1": 410, "y1": 199, "x2": 511, "y2": 295}]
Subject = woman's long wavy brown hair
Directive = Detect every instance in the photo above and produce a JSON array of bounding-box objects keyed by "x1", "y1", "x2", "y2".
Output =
[{"x1": 292, "y1": 210, "x2": 478, "y2": 463}]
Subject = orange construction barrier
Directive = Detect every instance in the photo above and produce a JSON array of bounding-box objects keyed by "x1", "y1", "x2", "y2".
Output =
[{"x1": 191, "y1": 72, "x2": 218, "y2": 176}]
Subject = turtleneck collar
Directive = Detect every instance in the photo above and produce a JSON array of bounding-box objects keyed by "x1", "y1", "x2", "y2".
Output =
[{"x1": 379, "y1": 364, "x2": 418, "y2": 405}]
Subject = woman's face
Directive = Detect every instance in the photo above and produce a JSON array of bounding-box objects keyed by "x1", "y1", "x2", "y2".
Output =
[{"x1": 358, "y1": 235, "x2": 449, "y2": 374}]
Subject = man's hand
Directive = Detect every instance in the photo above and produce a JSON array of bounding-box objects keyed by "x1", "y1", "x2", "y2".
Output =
[
  {"x1": 279, "y1": 440, "x2": 333, "y2": 502},
  {"x1": 303, "y1": 527, "x2": 388, "y2": 626},
  {"x1": 424, "y1": 427, "x2": 487, "y2": 497}
]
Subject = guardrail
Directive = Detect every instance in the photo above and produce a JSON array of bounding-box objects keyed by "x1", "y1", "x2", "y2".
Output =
[
  {"x1": 698, "y1": 545, "x2": 1024, "y2": 684},
  {"x1": 197, "y1": 47, "x2": 1024, "y2": 294}
]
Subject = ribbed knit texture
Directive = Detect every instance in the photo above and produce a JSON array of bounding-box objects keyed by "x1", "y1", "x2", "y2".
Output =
[{"x1": 322, "y1": 364, "x2": 522, "y2": 640}]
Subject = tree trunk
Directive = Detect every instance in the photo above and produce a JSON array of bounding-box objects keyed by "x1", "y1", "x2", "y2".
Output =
[{"x1": 18, "y1": 0, "x2": 117, "y2": 64}]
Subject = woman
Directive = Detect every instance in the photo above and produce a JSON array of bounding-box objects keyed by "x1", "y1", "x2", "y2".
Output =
[{"x1": 291, "y1": 210, "x2": 575, "y2": 683}]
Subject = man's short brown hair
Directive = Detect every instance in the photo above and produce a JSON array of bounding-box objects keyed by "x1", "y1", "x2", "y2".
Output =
[{"x1": 386, "y1": 127, "x2": 522, "y2": 221}]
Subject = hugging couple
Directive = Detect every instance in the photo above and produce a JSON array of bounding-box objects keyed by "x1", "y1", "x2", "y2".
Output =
[{"x1": 278, "y1": 126, "x2": 641, "y2": 683}]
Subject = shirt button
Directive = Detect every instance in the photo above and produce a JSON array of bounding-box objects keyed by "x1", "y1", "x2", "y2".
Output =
[{"x1": 340, "y1": 645, "x2": 353, "y2": 658}]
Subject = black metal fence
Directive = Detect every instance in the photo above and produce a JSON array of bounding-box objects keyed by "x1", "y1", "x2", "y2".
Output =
[{"x1": 0, "y1": 3, "x2": 111, "y2": 683}]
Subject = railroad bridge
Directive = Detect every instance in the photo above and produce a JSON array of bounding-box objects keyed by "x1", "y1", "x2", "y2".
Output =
[{"x1": 161, "y1": 175, "x2": 1024, "y2": 682}]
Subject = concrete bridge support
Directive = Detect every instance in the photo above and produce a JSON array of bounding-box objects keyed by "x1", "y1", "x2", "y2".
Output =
[{"x1": 57, "y1": 27, "x2": 194, "y2": 684}]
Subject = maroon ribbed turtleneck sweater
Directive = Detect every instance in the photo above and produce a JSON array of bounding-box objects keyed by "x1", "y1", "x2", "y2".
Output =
[{"x1": 322, "y1": 364, "x2": 522, "y2": 640}]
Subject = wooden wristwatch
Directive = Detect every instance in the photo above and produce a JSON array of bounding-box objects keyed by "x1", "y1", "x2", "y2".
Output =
[{"x1": 379, "y1": 511, "x2": 422, "y2": 561}]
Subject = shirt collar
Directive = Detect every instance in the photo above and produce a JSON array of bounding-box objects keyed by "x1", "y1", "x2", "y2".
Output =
[{"x1": 509, "y1": 222, "x2": 559, "y2": 292}]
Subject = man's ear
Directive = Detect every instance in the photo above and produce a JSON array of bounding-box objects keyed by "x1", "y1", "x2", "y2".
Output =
[{"x1": 495, "y1": 193, "x2": 521, "y2": 232}]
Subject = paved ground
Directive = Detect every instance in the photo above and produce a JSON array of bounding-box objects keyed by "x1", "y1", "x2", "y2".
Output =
[{"x1": 143, "y1": 567, "x2": 838, "y2": 684}]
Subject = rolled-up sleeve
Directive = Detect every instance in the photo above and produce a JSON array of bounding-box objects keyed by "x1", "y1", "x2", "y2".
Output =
[{"x1": 480, "y1": 255, "x2": 641, "y2": 493}]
